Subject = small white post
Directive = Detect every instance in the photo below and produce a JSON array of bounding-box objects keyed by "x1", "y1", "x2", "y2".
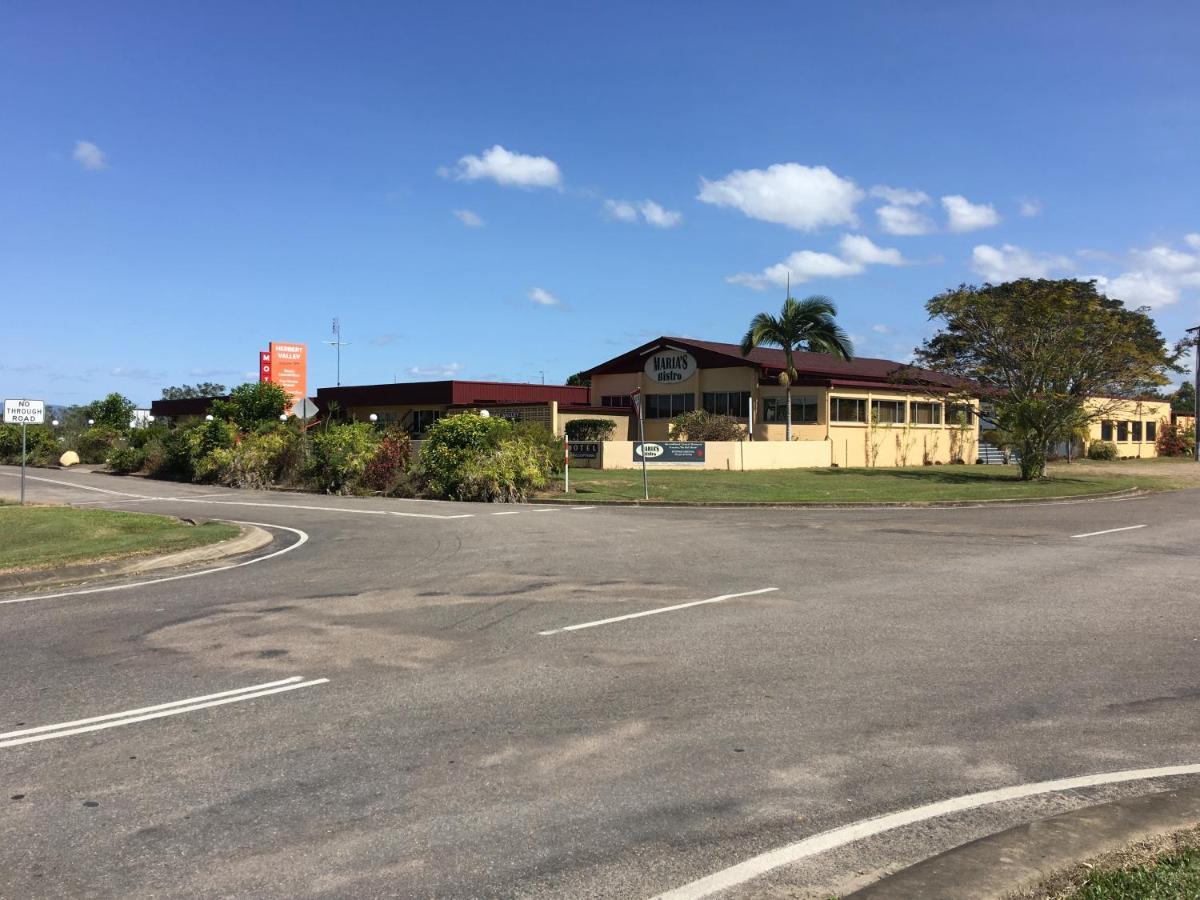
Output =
[{"x1": 564, "y1": 440, "x2": 570, "y2": 494}]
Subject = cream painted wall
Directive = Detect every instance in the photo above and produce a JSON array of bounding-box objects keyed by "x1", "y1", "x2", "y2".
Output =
[
  {"x1": 1082, "y1": 398, "x2": 1171, "y2": 457},
  {"x1": 598, "y1": 440, "x2": 831, "y2": 470}
]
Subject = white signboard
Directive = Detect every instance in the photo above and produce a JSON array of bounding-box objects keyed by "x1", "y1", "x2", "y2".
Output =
[
  {"x1": 3, "y1": 398, "x2": 44, "y2": 425},
  {"x1": 644, "y1": 350, "x2": 697, "y2": 384}
]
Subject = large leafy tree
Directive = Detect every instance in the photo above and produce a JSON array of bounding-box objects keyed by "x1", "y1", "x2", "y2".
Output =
[
  {"x1": 1171, "y1": 381, "x2": 1195, "y2": 416},
  {"x1": 162, "y1": 382, "x2": 227, "y2": 400},
  {"x1": 917, "y1": 279, "x2": 1179, "y2": 480},
  {"x1": 210, "y1": 382, "x2": 291, "y2": 432},
  {"x1": 86, "y1": 393, "x2": 136, "y2": 431},
  {"x1": 740, "y1": 295, "x2": 854, "y2": 441}
]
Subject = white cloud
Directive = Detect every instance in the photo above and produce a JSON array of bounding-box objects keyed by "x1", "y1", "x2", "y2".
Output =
[
  {"x1": 639, "y1": 200, "x2": 682, "y2": 228},
  {"x1": 728, "y1": 233, "x2": 906, "y2": 291},
  {"x1": 1186, "y1": 234, "x2": 1200, "y2": 250},
  {"x1": 1133, "y1": 245, "x2": 1197, "y2": 273},
  {"x1": 443, "y1": 145, "x2": 561, "y2": 189},
  {"x1": 869, "y1": 185, "x2": 930, "y2": 206},
  {"x1": 407, "y1": 362, "x2": 464, "y2": 378},
  {"x1": 529, "y1": 286, "x2": 565, "y2": 309},
  {"x1": 871, "y1": 324, "x2": 893, "y2": 334},
  {"x1": 970, "y1": 244, "x2": 1073, "y2": 282},
  {"x1": 838, "y1": 234, "x2": 905, "y2": 266},
  {"x1": 942, "y1": 194, "x2": 1001, "y2": 232},
  {"x1": 603, "y1": 198, "x2": 682, "y2": 227},
  {"x1": 1092, "y1": 272, "x2": 1179, "y2": 308},
  {"x1": 452, "y1": 209, "x2": 485, "y2": 227},
  {"x1": 603, "y1": 199, "x2": 638, "y2": 222},
  {"x1": 698, "y1": 163, "x2": 863, "y2": 231},
  {"x1": 1019, "y1": 199, "x2": 1042, "y2": 217},
  {"x1": 876, "y1": 204, "x2": 935, "y2": 236},
  {"x1": 73, "y1": 140, "x2": 106, "y2": 171}
]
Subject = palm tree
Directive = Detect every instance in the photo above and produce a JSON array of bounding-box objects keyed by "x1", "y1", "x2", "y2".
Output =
[{"x1": 741, "y1": 295, "x2": 854, "y2": 440}]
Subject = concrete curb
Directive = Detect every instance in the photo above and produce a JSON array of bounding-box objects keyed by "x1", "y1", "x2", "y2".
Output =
[
  {"x1": 0, "y1": 522, "x2": 273, "y2": 593},
  {"x1": 532, "y1": 487, "x2": 1146, "y2": 509},
  {"x1": 845, "y1": 785, "x2": 1200, "y2": 899}
]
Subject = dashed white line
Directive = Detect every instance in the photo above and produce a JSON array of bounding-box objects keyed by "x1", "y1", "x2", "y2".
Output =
[
  {"x1": 0, "y1": 521, "x2": 308, "y2": 607},
  {"x1": 1071, "y1": 524, "x2": 1147, "y2": 539},
  {"x1": 571, "y1": 506, "x2": 596, "y2": 510},
  {"x1": 492, "y1": 511, "x2": 521, "y2": 516},
  {"x1": 650, "y1": 763, "x2": 1200, "y2": 899},
  {"x1": 0, "y1": 676, "x2": 328, "y2": 749},
  {"x1": 538, "y1": 587, "x2": 779, "y2": 636}
]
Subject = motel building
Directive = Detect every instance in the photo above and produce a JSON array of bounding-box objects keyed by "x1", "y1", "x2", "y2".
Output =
[{"x1": 315, "y1": 336, "x2": 984, "y2": 470}]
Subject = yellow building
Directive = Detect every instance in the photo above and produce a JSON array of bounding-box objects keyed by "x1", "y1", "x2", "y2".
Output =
[
  {"x1": 1080, "y1": 397, "x2": 1172, "y2": 458},
  {"x1": 583, "y1": 337, "x2": 979, "y2": 466}
]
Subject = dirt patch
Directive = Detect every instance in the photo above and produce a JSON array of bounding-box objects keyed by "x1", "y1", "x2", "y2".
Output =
[{"x1": 1006, "y1": 823, "x2": 1200, "y2": 899}]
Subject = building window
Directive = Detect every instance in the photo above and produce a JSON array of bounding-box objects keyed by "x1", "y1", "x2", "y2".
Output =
[
  {"x1": 410, "y1": 410, "x2": 443, "y2": 435},
  {"x1": 646, "y1": 393, "x2": 695, "y2": 419},
  {"x1": 702, "y1": 391, "x2": 751, "y2": 418},
  {"x1": 1116, "y1": 421, "x2": 1129, "y2": 442},
  {"x1": 871, "y1": 399, "x2": 906, "y2": 424},
  {"x1": 1132, "y1": 421, "x2": 1143, "y2": 442},
  {"x1": 830, "y1": 397, "x2": 868, "y2": 423},
  {"x1": 1147, "y1": 421, "x2": 1157, "y2": 442},
  {"x1": 600, "y1": 395, "x2": 632, "y2": 408},
  {"x1": 763, "y1": 396, "x2": 818, "y2": 424},
  {"x1": 945, "y1": 403, "x2": 974, "y2": 426},
  {"x1": 1101, "y1": 421, "x2": 1114, "y2": 441},
  {"x1": 910, "y1": 401, "x2": 943, "y2": 425}
]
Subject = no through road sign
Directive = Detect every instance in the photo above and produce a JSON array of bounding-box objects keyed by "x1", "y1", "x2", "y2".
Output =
[{"x1": 3, "y1": 398, "x2": 44, "y2": 425}]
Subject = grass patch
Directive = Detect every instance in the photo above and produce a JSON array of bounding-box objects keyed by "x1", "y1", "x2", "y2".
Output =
[
  {"x1": 1064, "y1": 846, "x2": 1200, "y2": 898},
  {"x1": 0, "y1": 506, "x2": 240, "y2": 573},
  {"x1": 549, "y1": 461, "x2": 1197, "y2": 504}
]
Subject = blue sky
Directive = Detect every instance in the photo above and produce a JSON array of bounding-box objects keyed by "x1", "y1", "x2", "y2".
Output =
[{"x1": 2, "y1": 1, "x2": 1199, "y2": 406}]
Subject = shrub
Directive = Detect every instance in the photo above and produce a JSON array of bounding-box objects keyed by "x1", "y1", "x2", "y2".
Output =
[
  {"x1": 144, "y1": 428, "x2": 196, "y2": 481},
  {"x1": 363, "y1": 428, "x2": 414, "y2": 495},
  {"x1": 0, "y1": 424, "x2": 61, "y2": 466},
  {"x1": 308, "y1": 422, "x2": 379, "y2": 493},
  {"x1": 457, "y1": 437, "x2": 554, "y2": 502},
  {"x1": 210, "y1": 382, "x2": 291, "y2": 432},
  {"x1": 564, "y1": 418, "x2": 617, "y2": 441},
  {"x1": 419, "y1": 413, "x2": 513, "y2": 499},
  {"x1": 510, "y1": 420, "x2": 565, "y2": 474},
  {"x1": 106, "y1": 445, "x2": 146, "y2": 474},
  {"x1": 1156, "y1": 420, "x2": 1196, "y2": 457},
  {"x1": 669, "y1": 410, "x2": 745, "y2": 441},
  {"x1": 1087, "y1": 440, "x2": 1118, "y2": 460},
  {"x1": 214, "y1": 428, "x2": 300, "y2": 489},
  {"x1": 75, "y1": 425, "x2": 125, "y2": 464},
  {"x1": 188, "y1": 419, "x2": 239, "y2": 482}
]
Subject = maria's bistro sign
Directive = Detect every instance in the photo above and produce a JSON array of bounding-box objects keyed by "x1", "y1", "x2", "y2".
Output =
[{"x1": 644, "y1": 349, "x2": 697, "y2": 384}]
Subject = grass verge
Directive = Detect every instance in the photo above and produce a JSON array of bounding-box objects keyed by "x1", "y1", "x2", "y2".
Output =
[
  {"x1": 547, "y1": 459, "x2": 1200, "y2": 504},
  {"x1": 0, "y1": 506, "x2": 240, "y2": 573},
  {"x1": 1011, "y1": 824, "x2": 1200, "y2": 899}
]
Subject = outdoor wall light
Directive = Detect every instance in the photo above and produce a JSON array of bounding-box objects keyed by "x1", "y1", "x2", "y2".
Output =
[
  {"x1": 369, "y1": 413, "x2": 378, "y2": 423},
  {"x1": 479, "y1": 410, "x2": 491, "y2": 418},
  {"x1": 205, "y1": 414, "x2": 214, "y2": 421},
  {"x1": 280, "y1": 414, "x2": 288, "y2": 422}
]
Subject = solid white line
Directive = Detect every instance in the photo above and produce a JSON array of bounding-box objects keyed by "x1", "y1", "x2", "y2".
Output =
[
  {"x1": 0, "y1": 471, "x2": 148, "y2": 498},
  {"x1": 650, "y1": 763, "x2": 1200, "y2": 900},
  {"x1": 571, "y1": 506, "x2": 596, "y2": 510},
  {"x1": 0, "y1": 521, "x2": 309, "y2": 606},
  {"x1": 538, "y1": 587, "x2": 779, "y2": 636},
  {"x1": 0, "y1": 678, "x2": 329, "y2": 749},
  {"x1": 492, "y1": 511, "x2": 521, "y2": 516},
  {"x1": 0, "y1": 677, "x2": 304, "y2": 739},
  {"x1": 1072, "y1": 524, "x2": 1147, "y2": 539}
]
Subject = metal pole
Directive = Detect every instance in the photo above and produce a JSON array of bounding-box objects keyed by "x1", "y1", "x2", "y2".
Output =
[
  {"x1": 20, "y1": 422, "x2": 27, "y2": 506},
  {"x1": 1189, "y1": 326, "x2": 1200, "y2": 462},
  {"x1": 564, "y1": 440, "x2": 569, "y2": 494},
  {"x1": 638, "y1": 404, "x2": 648, "y2": 501}
]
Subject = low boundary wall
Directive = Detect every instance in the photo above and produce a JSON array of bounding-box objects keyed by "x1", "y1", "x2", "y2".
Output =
[{"x1": 587, "y1": 440, "x2": 832, "y2": 471}]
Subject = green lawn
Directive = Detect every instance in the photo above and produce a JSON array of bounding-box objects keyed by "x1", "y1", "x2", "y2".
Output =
[
  {"x1": 0, "y1": 506, "x2": 240, "y2": 573},
  {"x1": 1064, "y1": 846, "x2": 1200, "y2": 899},
  {"x1": 551, "y1": 463, "x2": 1192, "y2": 504}
]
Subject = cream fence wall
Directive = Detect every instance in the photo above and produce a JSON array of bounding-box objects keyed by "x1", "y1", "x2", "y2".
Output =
[{"x1": 594, "y1": 440, "x2": 831, "y2": 470}]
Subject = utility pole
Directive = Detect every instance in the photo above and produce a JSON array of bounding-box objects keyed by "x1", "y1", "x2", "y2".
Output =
[
  {"x1": 1188, "y1": 325, "x2": 1199, "y2": 462},
  {"x1": 325, "y1": 318, "x2": 351, "y2": 387}
]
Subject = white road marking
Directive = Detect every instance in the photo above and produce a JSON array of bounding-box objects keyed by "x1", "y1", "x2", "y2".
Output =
[
  {"x1": 492, "y1": 511, "x2": 521, "y2": 516},
  {"x1": 650, "y1": 762, "x2": 1200, "y2": 900},
  {"x1": 0, "y1": 521, "x2": 308, "y2": 607},
  {"x1": 538, "y1": 587, "x2": 779, "y2": 636},
  {"x1": 0, "y1": 471, "x2": 148, "y2": 498},
  {"x1": 531, "y1": 508, "x2": 557, "y2": 513},
  {"x1": 571, "y1": 506, "x2": 596, "y2": 510},
  {"x1": 1072, "y1": 524, "x2": 1148, "y2": 539},
  {"x1": 0, "y1": 677, "x2": 329, "y2": 749}
]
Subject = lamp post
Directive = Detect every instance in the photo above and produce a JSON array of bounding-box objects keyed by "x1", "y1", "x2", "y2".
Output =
[
  {"x1": 205, "y1": 414, "x2": 214, "y2": 422},
  {"x1": 369, "y1": 413, "x2": 378, "y2": 424}
]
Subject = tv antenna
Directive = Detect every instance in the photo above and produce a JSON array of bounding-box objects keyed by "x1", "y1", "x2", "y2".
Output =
[{"x1": 324, "y1": 317, "x2": 351, "y2": 387}]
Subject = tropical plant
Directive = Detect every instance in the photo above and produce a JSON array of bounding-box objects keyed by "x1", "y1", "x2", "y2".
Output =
[
  {"x1": 740, "y1": 295, "x2": 854, "y2": 440},
  {"x1": 307, "y1": 422, "x2": 379, "y2": 494},
  {"x1": 362, "y1": 428, "x2": 414, "y2": 495},
  {"x1": 419, "y1": 413, "x2": 513, "y2": 500},
  {"x1": 1156, "y1": 420, "x2": 1196, "y2": 457},
  {"x1": 668, "y1": 410, "x2": 744, "y2": 441}
]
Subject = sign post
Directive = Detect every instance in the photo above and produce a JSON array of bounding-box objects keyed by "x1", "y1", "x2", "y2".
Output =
[
  {"x1": 630, "y1": 389, "x2": 648, "y2": 501},
  {"x1": 4, "y1": 399, "x2": 46, "y2": 506},
  {"x1": 564, "y1": 439, "x2": 570, "y2": 494}
]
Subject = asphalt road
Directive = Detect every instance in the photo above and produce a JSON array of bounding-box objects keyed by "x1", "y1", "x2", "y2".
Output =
[{"x1": 1, "y1": 465, "x2": 1198, "y2": 899}]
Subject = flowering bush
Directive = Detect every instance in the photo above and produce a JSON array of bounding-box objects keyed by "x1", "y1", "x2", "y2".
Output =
[{"x1": 363, "y1": 428, "x2": 413, "y2": 495}]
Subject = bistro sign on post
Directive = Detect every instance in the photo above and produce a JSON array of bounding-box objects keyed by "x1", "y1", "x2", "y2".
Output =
[
  {"x1": 643, "y1": 350, "x2": 697, "y2": 384},
  {"x1": 633, "y1": 441, "x2": 705, "y2": 463},
  {"x1": 3, "y1": 398, "x2": 45, "y2": 506}
]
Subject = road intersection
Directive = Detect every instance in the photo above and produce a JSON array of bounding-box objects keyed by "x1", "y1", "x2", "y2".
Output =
[{"x1": 1, "y1": 466, "x2": 1198, "y2": 897}]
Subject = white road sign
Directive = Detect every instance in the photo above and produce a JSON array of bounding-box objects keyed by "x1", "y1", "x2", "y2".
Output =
[{"x1": 3, "y1": 399, "x2": 45, "y2": 425}]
